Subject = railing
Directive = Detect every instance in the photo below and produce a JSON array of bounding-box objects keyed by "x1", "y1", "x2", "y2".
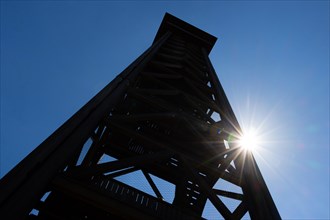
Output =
[{"x1": 85, "y1": 176, "x2": 202, "y2": 220}]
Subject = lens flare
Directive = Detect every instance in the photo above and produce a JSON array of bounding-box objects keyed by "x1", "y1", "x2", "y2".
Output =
[{"x1": 239, "y1": 128, "x2": 260, "y2": 152}]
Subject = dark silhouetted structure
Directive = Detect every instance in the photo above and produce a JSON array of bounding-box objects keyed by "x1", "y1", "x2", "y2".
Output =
[{"x1": 0, "y1": 13, "x2": 281, "y2": 219}]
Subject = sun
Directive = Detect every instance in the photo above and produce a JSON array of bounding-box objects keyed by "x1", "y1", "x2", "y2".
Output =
[{"x1": 239, "y1": 128, "x2": 260, "y2": 152}]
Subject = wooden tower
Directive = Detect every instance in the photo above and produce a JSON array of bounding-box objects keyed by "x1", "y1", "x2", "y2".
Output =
[{"x1": 0, "y1": 13, "x2": 281, "y2": 220}]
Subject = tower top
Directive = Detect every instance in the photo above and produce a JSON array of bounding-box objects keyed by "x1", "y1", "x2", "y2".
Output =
[{"x1": 153, "y1": 13, "x2": 217, "y2": 54}]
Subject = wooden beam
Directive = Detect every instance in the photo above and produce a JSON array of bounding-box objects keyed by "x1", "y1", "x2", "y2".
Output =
[
  {"x1": 180, "y1": 157, "x2": 232, "y2": 219},
  {"x1": 213, "y1": 189, "x2": 244, "y2": 201},
  {"x1": 142, "y1": 171, "x2": 164, "y2": 200},
  {"x1": 69, "y1": 151, "x2": 172, "y2": 179}
]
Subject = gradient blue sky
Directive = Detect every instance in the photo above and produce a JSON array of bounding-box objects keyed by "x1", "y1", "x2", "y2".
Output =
[{"x1": 1, "y1": 1, "x2": 329, "y2": 219}]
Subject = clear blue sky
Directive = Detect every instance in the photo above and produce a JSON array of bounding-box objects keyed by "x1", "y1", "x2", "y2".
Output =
[{"x1": 1, "y1": 1, "x2": 329, "y2": 219}]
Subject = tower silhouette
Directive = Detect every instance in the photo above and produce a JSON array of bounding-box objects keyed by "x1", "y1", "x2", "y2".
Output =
[{"x1": 0, "y1": 13, "x2": 281, "y2": 220}]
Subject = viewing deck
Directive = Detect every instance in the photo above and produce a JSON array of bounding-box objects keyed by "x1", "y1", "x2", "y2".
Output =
[{"x1": 38, "y1": 175, "x2": 204, "y2": 220}]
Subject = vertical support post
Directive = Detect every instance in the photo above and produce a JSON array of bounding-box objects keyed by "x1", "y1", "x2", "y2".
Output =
[
  {"x1": 202, "y1": 48, "x2": 281, "y2": 220},
  {"x1": 201, "y1": 48, "x2": 240, "y2": 131},
  {"x1": 241, "y1": 151, "x2": 281, "y2": 220}
]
